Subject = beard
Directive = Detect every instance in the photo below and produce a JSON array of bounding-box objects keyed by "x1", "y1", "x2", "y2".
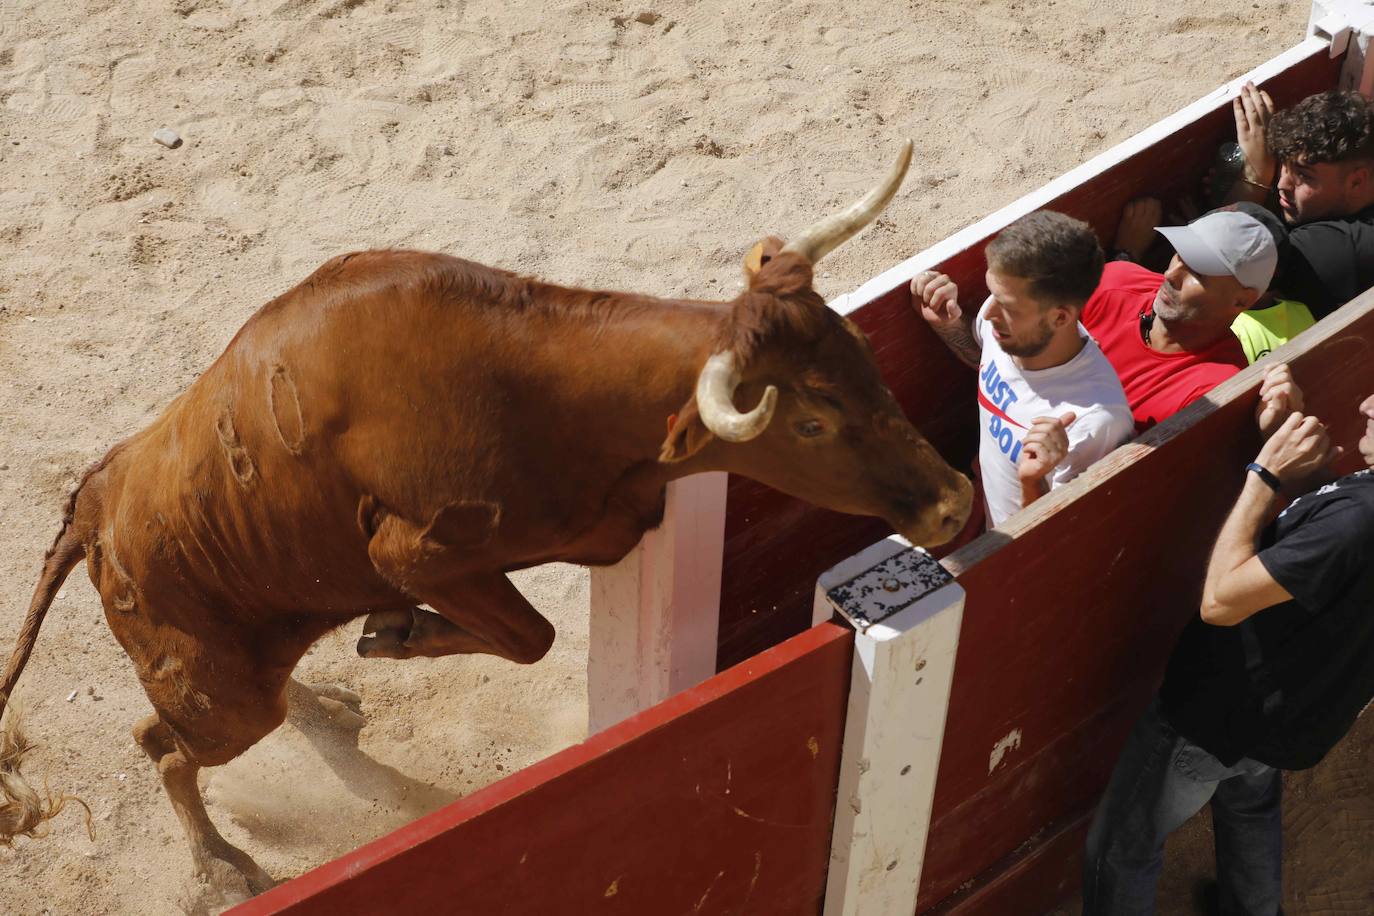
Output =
[
  {"x1": 1152, "y1": 282, "x2": 1183, "y2": 322},
  {"x1": 998, "y1": 317, "x2": 1056, "y2": 358}
]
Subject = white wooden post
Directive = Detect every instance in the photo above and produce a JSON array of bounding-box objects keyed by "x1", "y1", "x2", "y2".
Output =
[
  {"x1": 816, "y1": 535, "x2": 965, "y2": 916},
  {"x1": 1309, "y1": 1, "x2": 1374, "y2": 96},
  {"x1": 586, "y1": 472, "x2": 728, "y2": 734}
]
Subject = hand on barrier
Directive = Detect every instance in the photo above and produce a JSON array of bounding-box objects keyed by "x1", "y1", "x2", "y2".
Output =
[
  {"x1": 1017, "y1": 412, "x2": 1077, "y2": 489},
  {"x1": 1256, "y1": 362, "x2": 1305, "y2": 438},
  {"x1": 1256, "y1": 411, "x2": 1342, "y2": 486},
  {"x1": 1234, "y1": 81, "x2": 1277, "y2": 188},
  {"x1": 912, "y1": 271, "x2": 963, "y2": 329},
  {"x1": 1167, "y1": 193, "x2": 1200, "y2": 228},
  {"x1": 1113, "y1": 198, "x2": 1162, "y2": 262}
]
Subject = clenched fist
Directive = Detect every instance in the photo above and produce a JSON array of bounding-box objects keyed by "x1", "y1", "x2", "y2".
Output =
[
  {"x1": 1018, "y1": 412, "x2": 1077, "y2": 488},
  {"x1": 911, "y1": 271, "x2": 963, "y2": 330}
]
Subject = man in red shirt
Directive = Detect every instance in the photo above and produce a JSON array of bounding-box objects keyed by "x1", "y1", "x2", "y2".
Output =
[{"x1": 1083, "y1": 209, "x2": 1277, "y2": 431}]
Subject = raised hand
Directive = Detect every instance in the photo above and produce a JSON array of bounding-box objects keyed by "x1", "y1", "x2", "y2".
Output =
[
  {"x1": 1114, "y1": 198, "x2": 1163, "y2": 262},
  {"x1": 1256, "y1": 411, "x2": 1341, "y2": 486},
  {"x1": 1256, "y1": 362, "x2": 1304, "y2": 439},
  {"x1": 1018, "y1": 412, "x2": 1077, "y2": 488},
  {"x1": 912, "y1": 271, "x2": 963, "y2": 328},
  {"x1": 1234, "y1": 81, "x2": 1277, "y2": 188}
]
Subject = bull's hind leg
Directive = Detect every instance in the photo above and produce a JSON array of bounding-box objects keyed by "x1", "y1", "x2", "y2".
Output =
[
  {"x1": 361, "y1": 508, "x2": 554, "y2": 663},
  {"x1": 133, "y1": 713, "x2": 277, "y2": 902}
]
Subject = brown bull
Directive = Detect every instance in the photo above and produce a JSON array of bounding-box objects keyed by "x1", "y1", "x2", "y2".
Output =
[{"x1": 0, "y1": 141, "x2": 971, "y2": 898}]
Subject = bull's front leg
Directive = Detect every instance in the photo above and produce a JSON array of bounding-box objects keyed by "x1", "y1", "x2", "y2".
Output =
[
  {"x1": 362, "y1": 506, "x2": 555, "y2": 664},
  {"x1": 357, "y1": 580, "x2": 552, "y2": 665},
  {"x1": 357, "y1": 606, "x2": 475, "y2": 659}
]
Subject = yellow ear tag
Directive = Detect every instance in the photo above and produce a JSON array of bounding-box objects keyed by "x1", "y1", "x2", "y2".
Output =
[{"x1": 744, "y1": 241, "x2": 766, "y2": 274}]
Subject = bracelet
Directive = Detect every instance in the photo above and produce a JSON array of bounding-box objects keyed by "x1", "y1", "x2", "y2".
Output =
[
  {"x1": 1238, "y1": 176, "x2": 1271, "y2": 190},
  {"x1": 1245, "y1": 462, "x2": 1282, "y2": 493}
]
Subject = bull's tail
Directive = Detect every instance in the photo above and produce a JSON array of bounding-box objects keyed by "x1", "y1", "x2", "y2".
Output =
[{"x1": 0, "y1": 504, "x2": 90, "y2": 845}]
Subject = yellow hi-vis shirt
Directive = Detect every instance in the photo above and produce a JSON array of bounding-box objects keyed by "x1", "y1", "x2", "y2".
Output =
[{"x1": 1232, "y1": 299, "x2": 1317, "y2": 364}]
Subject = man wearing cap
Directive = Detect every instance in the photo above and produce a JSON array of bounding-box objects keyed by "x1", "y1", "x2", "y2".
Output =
[
  {"x1": 1081, "y1": 209, "x2": 1277, "y2": 432},
  {"x1": 1083, "y1": 366, "x2": 1374, "y2": 915},
  {"x1": 1115, "y1": 198, "x2": 1315, "y2": 365}
]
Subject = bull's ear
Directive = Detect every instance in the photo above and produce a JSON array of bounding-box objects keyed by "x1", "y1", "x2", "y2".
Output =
[
  {"x1": 742, "y1": 236, "x2": 786, "y2": 283},
  {"x1": 658, "y1": 399, "x2": 715, "y2": 464}
]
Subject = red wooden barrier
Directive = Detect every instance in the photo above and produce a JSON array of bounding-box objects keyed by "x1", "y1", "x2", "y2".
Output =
[
  {"x1": 716, "y1": 44, "x2": 1341, "y2": 672},
  {"x1": 227, "y1": 39, "x2": 1351, "y2": 916},
  {"x1": 232, "y1": 622, "x2": 853, "y2": 916}
]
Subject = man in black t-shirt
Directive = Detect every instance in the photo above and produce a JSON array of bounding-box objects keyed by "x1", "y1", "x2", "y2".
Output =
[
  {"x1": 1226, "y1": 87, "x2": 1374, "y2": 319},
  {"x1": 1083, "y1": 363, "x2": 1374, "y2": 915}
]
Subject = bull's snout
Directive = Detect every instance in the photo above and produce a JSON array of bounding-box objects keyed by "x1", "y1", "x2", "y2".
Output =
[
  {"x1": 896, "y1": 471, "x2": 973, "y2": 548},
  {"x1": 932, "y1": 474, "x2": 974, "y2": 543}
]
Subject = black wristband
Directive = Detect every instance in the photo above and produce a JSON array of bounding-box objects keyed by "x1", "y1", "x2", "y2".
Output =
[{"x1": 1245, "y1": 462, "x2": 1282, "y2": 493}]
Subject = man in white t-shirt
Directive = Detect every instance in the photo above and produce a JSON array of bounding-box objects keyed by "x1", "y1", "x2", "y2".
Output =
[{"x1": 912, "y1": 211, "x2": 1134, "y2": 527}]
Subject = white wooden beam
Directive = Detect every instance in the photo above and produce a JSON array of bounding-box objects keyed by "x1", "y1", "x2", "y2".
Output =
[
  {"x1": 1309, "y1": 1, "x2": 1374, "y2": 95},
  {"x1": 818, "y1": 536, "x2": 965, "y2": 916},
  {"x1": 828, "y1": 35, "x2": 1332, "y2": 318},
  {"x1": 586, "y1": 473, "x2": 727, "y2": 734}
]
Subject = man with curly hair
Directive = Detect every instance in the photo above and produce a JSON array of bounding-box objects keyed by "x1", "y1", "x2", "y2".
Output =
[{"x1": 1227, "y1": 85, "x2": 1374, "y2": 318}]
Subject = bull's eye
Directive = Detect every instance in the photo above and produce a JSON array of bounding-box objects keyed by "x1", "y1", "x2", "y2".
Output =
[{"x1": 796, "y1": 419, "x2": 825, "y2": 438}]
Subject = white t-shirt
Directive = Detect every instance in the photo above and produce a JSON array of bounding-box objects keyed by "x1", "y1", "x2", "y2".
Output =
[{"x1": 972, "y1": 297, "x2": 1134, "y2": 528}]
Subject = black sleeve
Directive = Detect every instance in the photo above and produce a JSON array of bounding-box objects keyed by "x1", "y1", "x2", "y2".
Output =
[
  {"x1": 1258, "y1": 495, "x2": 1374, "y2": 612},
  {"x1": 1285, "y1": 223, "x2": 1359, "y2": 320}
]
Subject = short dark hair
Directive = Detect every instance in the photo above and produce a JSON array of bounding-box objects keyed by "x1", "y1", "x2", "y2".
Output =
[
  {"x1": 1267, "y1": 90, "x2": 1374, "y2": 166},
  {"x1": 985, "y1": 211, "x2": 1104, "y2": 308}
]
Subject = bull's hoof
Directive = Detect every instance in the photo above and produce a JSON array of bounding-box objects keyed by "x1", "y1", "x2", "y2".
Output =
[
  {"x1": 309, "y1": 683, "x2": 365, "y2": 731},
  {"x1": 186, "y1": 840, "x2": 276, "y2": 912},
  {"x1": 357, "y1": 608, "x2": 422, "y2": 659},
  {"x1": 286, "y1": 678, "x2": 366, "y2": 733}
]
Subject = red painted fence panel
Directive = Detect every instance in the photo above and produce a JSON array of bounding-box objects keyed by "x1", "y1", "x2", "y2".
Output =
[{"x1": 232, "y1": 622, "x2": 854, "y2": 916}]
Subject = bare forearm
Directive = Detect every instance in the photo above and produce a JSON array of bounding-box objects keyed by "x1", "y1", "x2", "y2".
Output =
[
  {"x1": 1202, "y1": 474, "x2": 1278, "y2": 619},
  {"x1": 932, "y1": 320, "x2": 981, "y2": 369}
]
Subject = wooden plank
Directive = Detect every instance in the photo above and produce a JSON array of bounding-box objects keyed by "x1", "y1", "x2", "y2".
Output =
[
  {"x1": 913, "y1": 283, "x2": 1374, "y2": 910},
  {"x1": 925, "y1": 810, "x2": 1092, "y2": 916},
  {"x1": 716, "y1": 39, "x2": 1340, "y2": 672},
  {"x1": 230, "y1": 622, "x2": 854, "y2": 916},
  {"x1": 587, "y1": 472, "x2": 727, "y2": 734}
]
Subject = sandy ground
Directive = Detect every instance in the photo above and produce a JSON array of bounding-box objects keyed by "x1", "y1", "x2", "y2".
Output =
[{"x1": 4, "y1": 0, "x2": 1363, "y2": 912}]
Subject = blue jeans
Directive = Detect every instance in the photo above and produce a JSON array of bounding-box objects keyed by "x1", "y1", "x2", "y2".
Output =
[{"x1": 1082, "y1": 699, "x2": 1283, "y2": 916}]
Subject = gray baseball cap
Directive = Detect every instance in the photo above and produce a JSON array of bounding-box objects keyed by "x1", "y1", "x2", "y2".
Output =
[{"x1": 1156, "y1": 210, "x2": 1278, "y2": 292}]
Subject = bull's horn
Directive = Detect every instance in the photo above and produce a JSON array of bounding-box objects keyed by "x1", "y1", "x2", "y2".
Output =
[
  {"x1": 781, "y1": 139, "x2": 913, "y2": 264},
  {"x1": 695, "y1": 352, "x2": 778, "y2": 443}
]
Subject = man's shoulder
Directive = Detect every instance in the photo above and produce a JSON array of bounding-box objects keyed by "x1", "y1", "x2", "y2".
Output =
[
  {"x1": 1099, "y1": 260, "x2": 1163, "y2": 290},
  {"x1": 1289, "y1": 207, "x2": 1374, "y2": 253},
  {"x1": 1073, "y1": 338, "x2": 1132, "y2": 395},
  {"x1": 1084, "y1": 262, "x2": 1159, "y2": 324},
  {"x1": 1285, "y1": 470, "x2": 1374, "y2": 521},
  {"x1": 1071, "y1": 400, "x2": 1135, "y2": 442}
]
